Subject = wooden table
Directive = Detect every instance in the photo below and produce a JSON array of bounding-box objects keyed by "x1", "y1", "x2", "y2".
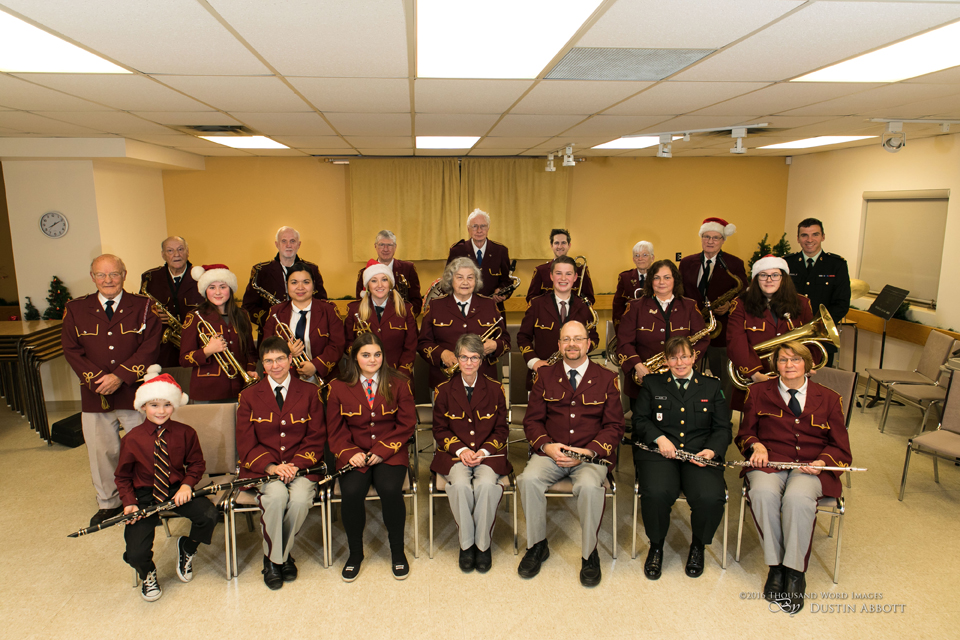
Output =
[{"x1": 0, "y1": 320, "x2": 64, "y2": 443}]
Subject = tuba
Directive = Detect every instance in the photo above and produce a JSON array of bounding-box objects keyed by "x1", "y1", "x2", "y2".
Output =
[
  {"x1": 727, "y1": 304, "x2": 840, "y2": 391},
  {"x1": 194, "y1": 314, "x2": 257, "y2": 389},
  {"x1": 632, "y1": 309, "x2": 717, "y2": 384}
]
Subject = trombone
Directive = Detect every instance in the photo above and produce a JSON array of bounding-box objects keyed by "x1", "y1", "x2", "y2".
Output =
[
  {"x1": 195, "y1": 314, "x2": 257, "y2": 388},
  {"x1": 442, "y1": 317, "x2": 503, "y2": 377},
  {"x1": 271, "y1": 313, "x2": 310, "y2": 368}
]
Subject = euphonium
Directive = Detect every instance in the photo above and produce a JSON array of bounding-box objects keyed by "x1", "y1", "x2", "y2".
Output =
[
  {"x1": 632, "y1": 309, "x2": 717, "y2": 385},
  {"x1": 195, "y1": 314, "x2": 257, "y2": 388},
  {"x1": 139, "y1": 281, "x2": 183, "y2": 348},
  {"x1": 443, "y1": 318, "x2": 503, "y2": 377},
  {"x1": 271, "y1": 313, "x2": 310, "y2": 368},
  {"x1": 727, "y1": 304, "x2": 840, "y2": 391},
  {"x1": 702, "y1": 269, "x2": 743, "y2": 339}
]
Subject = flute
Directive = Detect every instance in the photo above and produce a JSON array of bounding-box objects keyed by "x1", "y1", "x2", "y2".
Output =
[{"x1": 728, "y1": 460, "x2": 868, "y2": 472}]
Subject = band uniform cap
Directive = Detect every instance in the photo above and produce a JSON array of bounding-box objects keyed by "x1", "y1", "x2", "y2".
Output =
[
  {"x1": 193, "y1": 263, "x2": 238, "y2": 295},
  {"x1": 751, "y1": 254, "x2": 790, "y2": 279},
  {"x1": 134, "y1": 365, "x2": 189, "y2": 411},
  {"x1": 699, "y1": 217, "x2": 736, "y2": 238}
]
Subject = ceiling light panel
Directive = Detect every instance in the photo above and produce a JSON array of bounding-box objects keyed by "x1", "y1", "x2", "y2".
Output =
[
  {"x1": 417, "y1": 0, "x2": 604, "y2": 79},
  {"x1": 759, "y1": 136, "x2": 875, "y2": 149},
  {"x1": 200, "y1": 135, "x2": 288, "y2": 149},
  {"x1": 547, "y1": 48, "x2": 715, "y2": 81},
  {"x1": 0, "y1": 10, "x2": 129, "y2": 73},
  {"x1": 416, "y1": 136, "x2": 480, "y2": 149}
]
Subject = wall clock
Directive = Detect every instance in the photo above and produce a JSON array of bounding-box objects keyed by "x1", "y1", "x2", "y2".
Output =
[{"x1": 39, "y1": 211, "x2": 69, "y2": 238}]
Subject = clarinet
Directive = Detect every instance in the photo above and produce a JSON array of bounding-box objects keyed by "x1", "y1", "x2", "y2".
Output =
[
  {"x1": 560, "y1": 447, "x2": 612, "y2": 466},
  {"x1": 622, "y1": 438, "x2": 725, "y2": 468}
]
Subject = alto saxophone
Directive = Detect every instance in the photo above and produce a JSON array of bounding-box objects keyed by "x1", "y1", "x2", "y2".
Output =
[
  {"x1": 702, "y1": 263, "x2": 743, "y2": 340},
  {"x1": 632, "y1": 309, "x2": 717, "y2": 385},
  {"x1": 140, "y1": 277, "x2": 183, "y2": 348},
  {"x1": 250, "y1": 263, "x2": 283, "y2": 306}
]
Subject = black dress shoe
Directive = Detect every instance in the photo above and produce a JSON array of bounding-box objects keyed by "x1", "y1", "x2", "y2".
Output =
[
  {"x1": 392, "y1": 551, "x2": 410, "y2": 580},
  {"x1": 341, "y1": 555, "x2": 363, "y2": 582},
  {"x1": 764, "y1": 565, "x2": 785, "y2": 602},
  {"x1": 90, "y1": 507, "x2": 122, "y2": 527},
  {"x1": 517, "y1": 539, "x2": 549, "y2": 579},
  {"x1": 643, "y1": 547, "x2": 663, "y2": 580},
  {"x1": 262, "y1": 556, "x2": 283, "y2": 590},
  {"x1": 281, "y1": 556, "x2": 298, "y2": 582},
  {"x1": 459, "y1": 546, "x2": 476, "y2": 573},
  {"x1": 784, "y1": 568, "x2": 806, "y2": 613},
  {"x1": 475, "y1": 547, "x2": 492, "y2": 573},
  {"x1": 685, "y1": 544, "x2": 705, "y2": 578},
  {"x1": 580, "y1": 549, "x2": 602, "y2": 587}
]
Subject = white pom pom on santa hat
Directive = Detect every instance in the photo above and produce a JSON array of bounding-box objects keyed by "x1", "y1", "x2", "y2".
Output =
[
  {"x1": 134, "y1": 365, "x2": 189, "y2": 412},
  {"x1": 192, "y1": 263, "x2": 238, "y2": 295},
  {"x1": 699, "y1": 217, "x2": 737, "y2": 238}
]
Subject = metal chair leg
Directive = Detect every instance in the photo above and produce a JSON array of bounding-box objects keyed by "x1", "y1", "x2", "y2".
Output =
[
  {"x1": 833, "y1": 512, "x2": 843, "y2": 584},
  {"x1": 631, "y1": 483, "x2": 639, "y2": 560},
  {"x1": 223, "y1": 510, "x2": 232, "y2": 580},
  {"x1": 611, "y1": 488, "x2": 618, "y2": 560},
  {"x1": 860, "y1": 376, "x2": 871, "y2": 413},
  {"x1": 721, "y1": 498, "x2": 728, "y2": 570},
  {"x1": 827, "y1": 511, "x2": 835, "y2": 538},
  {"x1": 132, "y1": 568, "x2": 139, "y2": 588},
  {"x1": 899, "y1": 443, "x2": 913, "y2": 501},
  {"x1": 512, "y1": 490, "x2": 519, "y2": 555},
  {"x1": 934, "y1": 455, "x2": 940, "y2": 483},
  {"x1": 735, "y1": 487, "x2": 747, "y2": 563},
  {"x1": 428, "y1": 488, "x2": 435, "y2": 559},
  {"x1": 879, "y1": 386, "x2": 895, "y2": 432}
]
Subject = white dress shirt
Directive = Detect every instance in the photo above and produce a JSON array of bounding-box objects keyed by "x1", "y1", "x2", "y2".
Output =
[{"x1": 778, "y1": 378, "x2": 808, "y2": 413}]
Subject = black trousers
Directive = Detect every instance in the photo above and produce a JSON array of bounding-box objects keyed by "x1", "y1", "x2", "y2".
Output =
[
  {"x1": 635, "y1": 452, "x2": 726, "y2": 546},
  {"x1": 123, "y1": 487, "x2": 218, "y2": 578},
  {"x1": 339, "y1": 463, "x2": 407, "y2": 555}
]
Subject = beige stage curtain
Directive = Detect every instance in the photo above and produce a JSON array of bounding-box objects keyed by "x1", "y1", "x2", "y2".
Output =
[
  {"x1": 349, "y1": 158, "x2": 461, "y2": 261},
  {"x1": 459, "y1": 158, "x2": 570, "y2": 259}
]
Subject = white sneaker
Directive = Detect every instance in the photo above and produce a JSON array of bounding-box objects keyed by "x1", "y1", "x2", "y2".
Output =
[
  {"x1": 176, "y1": 536, "x2": 195, "y2": 583},
  {"x1": 141, "y1": 570, "x2": 162, "y2": 602}
]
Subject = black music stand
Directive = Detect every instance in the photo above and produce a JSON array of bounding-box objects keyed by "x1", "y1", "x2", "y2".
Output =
[{"x1": 861, "y1": 285, "x2": 910, "y2": 408}]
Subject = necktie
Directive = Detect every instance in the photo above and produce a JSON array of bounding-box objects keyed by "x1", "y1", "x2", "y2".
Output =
[
  {"x1": 698, "y1": 259, "x2": 712, "y2": 299},
  {"x1": 559, "y1": 300, "x2": 567, "y2": 324},
  {"x1": 375, "y1": 305, "x2": 384, "y2": 321},
  {"x1": 568, "y1": 369, "x2": 578, "y2": 392},
  {"x1": 457, "y1": 301, "x2": 467, "y2": 317},
  {"x1": 364, "y1": 378, "x2": 375, "y2": 408},
  {"x1": 173, "y1": 276, "x2": 181, "y2": 288},
  {"x1": 295, "y1": 310, "x2": 307, "y2": 342},
  {"x1": 678, "y1": 379, "x2": 689, "y2": 395},
  {"x1": 152, "y1": 428, "x2": 170, "y2": 504},
  {"x1": 637, "y1": 274, "x2": 645, "y2": 294},
  {"x1": 788, "y1": 389, "x2": 802, "y2": 417},
  {"x1": 466, "y1": 386, "x2": 473, "y2": 403},
  {"x1": 275, "y1": 385, "x2": 284, "y2": 410},
  {"x1": 476, "y1": 249, "x2": 483, "y2": 266},
  {"x1": 104, "y1": 299, "x2": 114, "y2": 320},
  {"x1": 806, "y1": 258, "x2": 814, "y2": 271}
]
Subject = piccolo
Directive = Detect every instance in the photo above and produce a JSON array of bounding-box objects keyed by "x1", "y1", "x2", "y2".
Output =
[
  {"x1": 69, "y1": 463, "x2": 331, "y2": 538},
  {"x1": 622, "y1": 438, "x2": 725, "y2": 468}
]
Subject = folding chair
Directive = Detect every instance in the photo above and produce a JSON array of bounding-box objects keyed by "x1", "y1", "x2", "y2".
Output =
[
  {"x1": 899, "y1": 364, "x2": 960, "y2": 500},
  {"x1": 631, "y1": 481, "x2": 728, "y2": 568},
  {"x1": 428, "y1": 471, "x2": 518, "y2": 558}
]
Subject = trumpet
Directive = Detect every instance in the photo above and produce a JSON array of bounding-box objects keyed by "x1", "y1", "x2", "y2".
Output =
[
  {"x1": 493, "y1": 259, "x2": 521, "y2": 299},
  {"x1": 139, "y1": 281, "x2": 183, "y2": 348},
  {"x1": 728, "y1": 304, "x2": 840, "y2": 391},
  {"x1": 632, "y1": 309, "x2": 717, "y2": 385},
  {"x1": 250, "y1": 263, "x2": 283, "y2": 306},
  {"x1": 195, "y1": 314, "x2": 257, "y2": 388},
  {"x1": 354, "y1": 312, "x2": 372, "y2": 336},
  {"x1": 271, "y1": 313, "x2": 310, "y2": 368},
  {"x1": 443, "y1": 317, "x2": 503, "y2": 377}
]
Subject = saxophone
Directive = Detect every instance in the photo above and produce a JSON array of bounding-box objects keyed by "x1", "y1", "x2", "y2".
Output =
[
  {"x1": 140, "y1": 276, "x2": 183, "y2": 348},
  {"x1": 250, "y1": 263, "x2": 283, "y2": 306},
  {"x1": 702, "y1": 263, "x2": 743, "y2": 339},
  {"x1": 632, "y1": 309, "x2": 717, "y2": 385}
]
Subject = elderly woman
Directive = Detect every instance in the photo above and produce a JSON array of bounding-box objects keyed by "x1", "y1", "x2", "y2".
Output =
[
  {"x1": 344, "y1": 259, "x2": 418, "y2": 378},
  {"x1": 179, "y1": 264, "x2": 257, "y2": 402},
  {"x1": 418, "y1": 257, "x2": 511, "y2": 389},
  {"x1": 616, "y1": 258, "x2": 708, "y2": 400},
  {"x1": 431, "y1": 334, "x2": 511, "y2": 573},
  {"x1": 735, "y1": 341, "x2": 851, "y2": 613},
  {"x1": 727, "y1": 255, "x2": 814, "y2": 411},
  {"x1": 613, "y1": 241, "x2": 655, "y2": 327}
]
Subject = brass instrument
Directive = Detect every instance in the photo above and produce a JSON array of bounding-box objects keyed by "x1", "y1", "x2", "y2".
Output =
[
  {"x1": 702, "y1": 266, "x2": 743, "y2": 339},
  {"x1": 422, "y1": 278, "x2": 444, "y2": 313},
  {"x1": 271, "y1": 313, "x2": 310, "y2": 368},
  {"x1": 544, "y1": 288, "x2": 601, "y2": 367},
  {"x1": 493, "y1": 259, "x2": 521, "y2": 299},
  {"x1": 250, "y1": 263, "x2": 283, "y2": 306},
  {"x1": 139, "y1": 281, "x2": 183, "y2": 348},
  {"x1": 396, "y1": 273, "x2": 410, "y2": 302},
  {"x1": 574, "y1": 256, "x2": 588, "y2": 299},
  {"x1": 195, "y1": 314, "x2": 257, "y2": 388},
  {"x1": 727, "y1": 304, "x2": 841, "y2": 391},
  {"x1": 632, "y1": 309, "x2": 717, "y2": 385},
  {"x1": 354, "y1": 312, "x2": 372, "y2": 336},
  {"x1": 442, "y1": 317, "x2": 503, "y2": 377}
]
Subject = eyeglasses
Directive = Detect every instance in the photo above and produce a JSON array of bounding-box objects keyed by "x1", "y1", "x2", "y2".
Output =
[
  {"x1": 702, "y1": 235, "x2": 724, "y2": 242},
  {"x1": 633, "y1": 253, "x2": 652, "y2": 259},
  {"x1": 262, "y1": 356, "x2": 289, "y2": 366},
  {"x1": 560, "y1": 336, "x2": 587, "y2": 344},
  {"x1": 375, "y1": 242, "x2": 396, "y2": 249},
  {"x1": 92, "y1": 272, "x2": 123, "y2": 280},
  {"x1": 666, "y1": 354, "x2": 694, "y2": 363},
  {"x1": 757, "y1": 273, "x2": 783, "y2": 281},
  {"x1": 457, "y1": 355, "x2": 482, "y2": 363},
  {"x1": 777, "y1": 356, "x2": 805, "y2": 365},
  {"x1": 469, "y1": 224, "x2": 489, "y2": 230}
]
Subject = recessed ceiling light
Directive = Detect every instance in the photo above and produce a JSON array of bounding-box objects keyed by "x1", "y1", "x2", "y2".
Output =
[
  {"x1": 793, "y1": 21, "x2": 960, "y2": 82},
  {"x1": 0, "y1": 10, "x2": 130, "y2": 73},
  {"x1": 416, "y1": 136, "x2": 480, "y2": 149},
  {"x1": 200, "y1": 136, "x2": 289, "y2": 149},
  {"x1": 593, "y1": 136, "x2": 681, "y2": 150},
  {"x1": 417, "y1": 0, "x2": 604, "y2": 79},
  {"x1": 758, "y1": 136, "x2": 875, "y2": 150}
]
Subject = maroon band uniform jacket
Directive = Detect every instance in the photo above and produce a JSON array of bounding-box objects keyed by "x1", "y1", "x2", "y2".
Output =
[
  {"x1": 417, "y1": 294, "x2": 511, "y2": 389},
  {"x1": 679, "y1": 251, "x2": 747, "y2": 347},
  {"x1": 241, "y1": 255, "x2": 328, "y2": 338},
  {"x1": 612, "y1": 269, "x2": 646, "y2": 327},
  {"x1": 179, "y1": 309, "x2": 257, "y2": 402},
  {"x1": 354, "y1": 259, "x2": 423, "y2": 316},
  {"x1": 517, "y1": 293, "x2": 599, "y2": 390},
  {"x1": 236, "y1": 376, "x2": 326, "y2": 481},
  {"x1": 446, "y1": 239, "x2": 513, "y2": 301},
  {"x1": 115, "y1": 418, "x2": 206, "y2": 507},
  {"x1": 326, "y1": 378, "x2": 417, "y2": 472},
  {"x1": 735, "y1": 378, "x2": 851, "y2": 498},
  {"x1": 262, "y1": 299, "x2": 346, "y2": 384},
  {"x1": 525, "y1": 261, "x2": 595, "y2": 306},
  {"x1": 344, "y1": 299, "x2": 418, "y2": 377},
  {"x1": 523, "y1": 361, "x2": 625, "y2": 466},
  {"x1": 616, "y1": 296, "x2": 708, "y2": 399},
  {"x1": 430, "y1": 373, "x2": 512, "y2": 477},
  {"x1": 140, "y1": 263, "x2": 205, "y2": 368},
  {"x1": 61, "y1": 292, "x2": 162, "y2": 413}
]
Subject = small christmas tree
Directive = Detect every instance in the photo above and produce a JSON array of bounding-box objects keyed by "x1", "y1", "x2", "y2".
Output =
[
  {"x1": 748, "y1": 233, "x2": 793, "y2": 272},
  {"x1": 42, "y1": 276, "x2": 72, "y2": 320},
  {"x1": 23, "y1": 296, "x2": 40, "y2": 321},
  {"x1": 748, "y1": 234, "x2": 773, "y2": 272},
  {"x1": 771, "y1": 232, "x2": 792, "y2": 257}
]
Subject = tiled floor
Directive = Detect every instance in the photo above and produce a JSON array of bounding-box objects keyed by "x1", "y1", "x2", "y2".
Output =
[{"x1": 1, "y1": 390, "x2": 956, "y2": 640}]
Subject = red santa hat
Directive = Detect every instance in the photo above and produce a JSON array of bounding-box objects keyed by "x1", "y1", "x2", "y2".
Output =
[
  {"x1": 134, "y1": 365, "x2": 189, "y2": 411},
  {"x1": 699, "y1": 217, "x2": 737, "y2": 238},
  {"x1": 751, "y1": 254, "x2": 790, "y2": 279},
  {"x1": 192, "y1": 263, "x2": 238, "y2": 295},
  {"x1": 361, "y1": 258, "x2": 394, "y2": 297}
]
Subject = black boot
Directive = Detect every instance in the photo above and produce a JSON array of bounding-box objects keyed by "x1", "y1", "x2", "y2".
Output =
[{"x1": 763, "y1": 564, "x2": 785, "y2": 602}]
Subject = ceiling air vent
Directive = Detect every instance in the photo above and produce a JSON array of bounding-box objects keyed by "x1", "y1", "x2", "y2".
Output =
[
  {"x1": 546, "y1": 47, "x2": 715, "y2": 81},
  {"x1": 171, "y1": 125, "x2": 255, "y2": 135}
]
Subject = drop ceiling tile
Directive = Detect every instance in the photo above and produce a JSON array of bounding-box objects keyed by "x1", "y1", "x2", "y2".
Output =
[
  {"x1": 777, "y1": 116, "x2": 881, "y2": 138},
  {"x1": 157, "y1": 76, "x2": 308, "y2": 112},
  {"x1": 563, "y1": 115, "x2": 672, "y2": 137},
  {"x1": 415, "y1": 114, "x2": 500, "y2": 136},
  {"x1": 672, "y1": 2, "x2": 960, "y2": 82},
  {"x1": 209, "y1": 0, "x2": 408, "y2": 77},
  {"x1": 345, "y1": 137, "x2": 412, "y2": 149},
  {"x1": 863, "y1": 94, "x2": 960, "y2": 119},
  {"x1": 245, "y1": 149, "x2": 309, "y2": 156},
  {"x1": 12, "y1": 74, "x2": 211, "y2": 111},
  {"x1": 0, "y1": 0, "x2": 269, "y2": 75},
  {"x1": 692, "y1": 83, "x2": 879, "y2": 116},
  {"x1": 300, "y1": 149, "x2": 361, "y2": 156},
  {"x1": 31, "y1": 111, "x2": 174, "y2": 134},
  {"x1": 474, "y1": 136, "x2": 551, "y2": 149},
  {"x1": 359, "y1": 149, "x2": 414, "y2": 156},
  {"x1": 127, "y1": 134, "x2": 208, "y2": 147},
  {"x1": 287, "y1": 78, "x2": 410, "y2": 113},
  {"x1": 468, "y1": 149, "x2": 527, "y2": 156},
  {"x1": 604, "y1": 82, "x2": 770, "y2": 116},
  {"x1": 325, "y1": 114, "x2": 411, "y2": 137},
  {"x1": 271, "y1": 136, "x2": 352, "y2": 150},
  {"x1": 488, "y1": 115, "x2": 587, "y2": 137},
  {"x1": 132, "y1": 112, "x2": 241, "y2": 126},
  {"x1": 0, "y1": 111, "x2": 101, "y2": 134},
  {"x1": 511, "y1": 81, "x2": 652, "y2": 115},
  {"x1": 577, "y1": 0, "x2": 803, "y2": 49},
  {"x1": 0, "y1": 75, "x2": 113, "y2": 111},
  {"x1": 228, "y1": 112, "x2": 335, "y2": 136},
  {"x1": 173, "y1": 146, "x2": 253, "y2": 156},
  {"x1": 633, "y1": 115, "x2": 763, "y2": 134},
  {"x1": 781, "y1": 83, "x2": 960, "y2": 117},
  {"x1": 904, "y1": 65, "x2": 960, "y2": 84},
  {"x1": 415, "y1": 80, "x2": 532, "y2": 114}
]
